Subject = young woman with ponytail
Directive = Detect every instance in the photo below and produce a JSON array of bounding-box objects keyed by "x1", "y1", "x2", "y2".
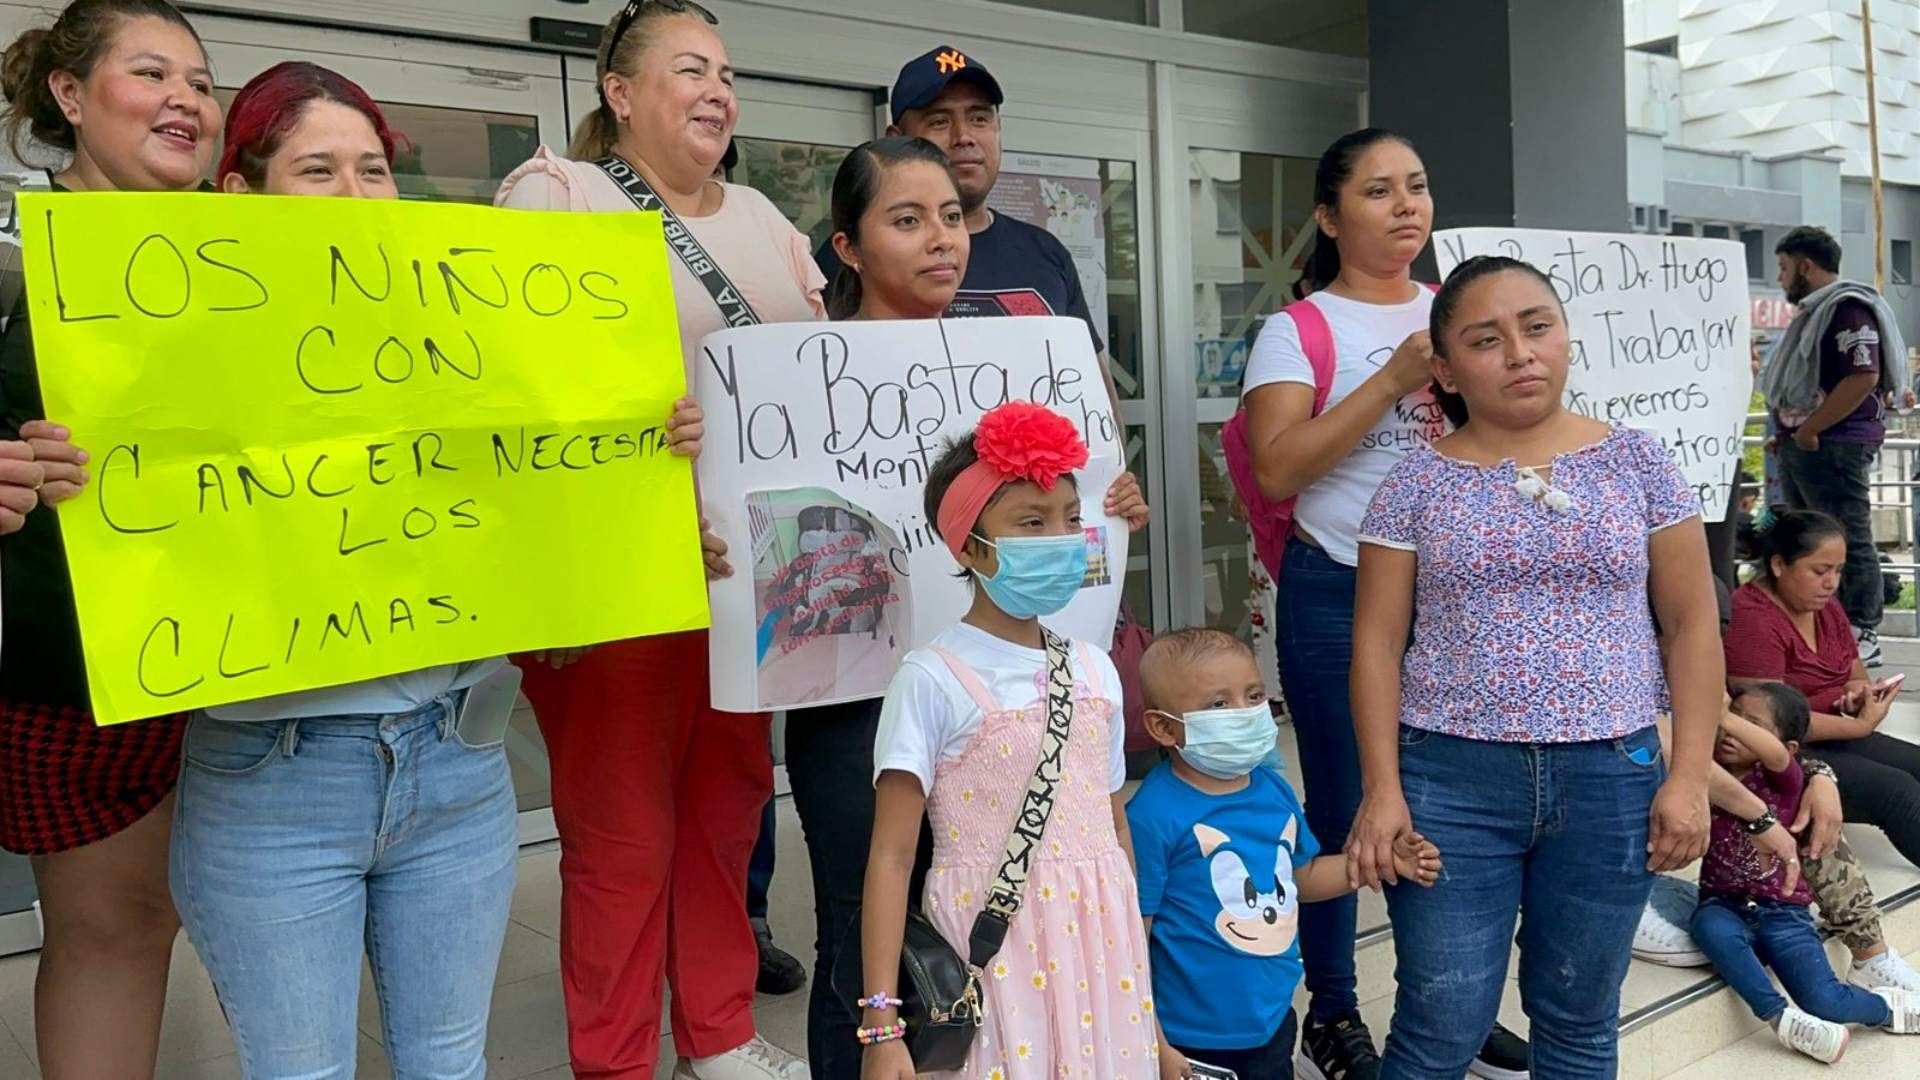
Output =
[
  {"x1": 0, "y1": 2, "x2": 216, "y2": 1075},
  {"x1": 1239, "y1": 128, "x2": 1528, "y2": 1079},
  {"x1": 493, "y1": 3, "x2": 817, "y2": 1077},
  {"x1": 767, "y1": 134, "x2": 969, "y2": 1078}
]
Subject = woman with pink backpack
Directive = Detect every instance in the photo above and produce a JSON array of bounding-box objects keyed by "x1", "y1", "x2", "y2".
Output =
[{"x1": 1234, "y1": 127, "x2": 1529, "y2": 1080}]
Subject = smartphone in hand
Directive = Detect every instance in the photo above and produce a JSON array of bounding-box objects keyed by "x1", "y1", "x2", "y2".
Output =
[{"x1": 1186, "y1": 1062, "x2": 1239, "y2": 1080}]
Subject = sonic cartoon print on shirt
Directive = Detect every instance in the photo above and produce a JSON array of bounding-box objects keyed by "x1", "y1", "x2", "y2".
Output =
[
  {"x1": 1193, "y1": 817, "x2": 1302, "y2": 957},
  {"x1": 1124, "y1": 762, "x2": 1316, "y2": 1049}
]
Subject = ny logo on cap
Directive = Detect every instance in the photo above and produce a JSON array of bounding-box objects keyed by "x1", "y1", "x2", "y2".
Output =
[{"x1": 936, "y1": 50, "x2": 968, "y2": 74}]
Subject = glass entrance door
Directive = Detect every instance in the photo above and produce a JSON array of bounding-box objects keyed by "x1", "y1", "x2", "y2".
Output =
[
  {"x1": 1185, "y1": 148, "x2": 1317, "y2": 633},
  {"x1": 994, "y1": 119, "x2": 1165, "y2": 627}
]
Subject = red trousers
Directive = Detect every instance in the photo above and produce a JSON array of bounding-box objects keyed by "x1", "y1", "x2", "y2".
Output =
[{"x1": 520, "y1": 630, "x2": 772, "y2": 1078}]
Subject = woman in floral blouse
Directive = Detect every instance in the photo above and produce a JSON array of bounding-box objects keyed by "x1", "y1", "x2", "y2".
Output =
[{"x1": 1345, "y1": 256, "x2": 1723, "y2": 1078}]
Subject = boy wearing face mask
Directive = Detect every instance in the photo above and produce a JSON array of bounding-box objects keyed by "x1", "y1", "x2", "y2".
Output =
[{"x1": 1127, "y1": 629, "x2": 1440, "y2": 1079}]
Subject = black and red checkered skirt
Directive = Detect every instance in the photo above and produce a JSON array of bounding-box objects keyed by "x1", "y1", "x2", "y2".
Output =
[{"x1": 0, "y1": 701, "x2": 185, "y2": 855}]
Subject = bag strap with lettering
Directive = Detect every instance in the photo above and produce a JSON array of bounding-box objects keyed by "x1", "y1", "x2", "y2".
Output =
[
  {"x1": 593, "y1": 154, "x2": 761, "y2": 329},
  {"x1": 965, "y1": 628, "x2": 1074, "y2": 972}
]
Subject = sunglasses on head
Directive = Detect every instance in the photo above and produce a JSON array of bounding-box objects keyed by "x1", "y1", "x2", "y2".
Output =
[{"x1": 608, "y1": 0, "x2": 720, "y2": 59}]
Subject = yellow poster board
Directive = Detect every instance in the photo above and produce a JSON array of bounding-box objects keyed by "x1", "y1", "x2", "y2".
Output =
[{"x1": 17, "y1": 191, "x2": 708, "y2": 724}]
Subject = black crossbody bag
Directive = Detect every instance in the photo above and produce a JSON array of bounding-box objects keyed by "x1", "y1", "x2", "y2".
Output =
[
  {"x1": 832, "y1": 629, "x2": 1076, "y2": 1071},
  {"x1": 593, "y1": 153, "x2": 760, "y2": 328}
]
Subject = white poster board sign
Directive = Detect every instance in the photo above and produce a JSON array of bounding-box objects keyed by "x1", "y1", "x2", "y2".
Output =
[
  {"x1": 1434, "y1": 229, "x2": 1753, "y2": 522},
  {"x1": 697, "y1": 317, "x2": 1127, "y2": 712}
]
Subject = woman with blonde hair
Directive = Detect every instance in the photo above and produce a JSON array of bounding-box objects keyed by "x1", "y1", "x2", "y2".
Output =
[{"x1": 495, "y1": 2, "x2": 821, "y2": 1076}]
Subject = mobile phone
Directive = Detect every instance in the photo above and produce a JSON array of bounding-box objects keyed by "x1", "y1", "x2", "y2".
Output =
[
  {"x1": 1873, "y1": 673, "x2": 1907, "y2": 695},
  {"x1": 456, "y1": 663, "x2": 522, "y2": 747},
  {"x1": 1186, "y1": 1062, "x2": 1239, "y2": 1080}
]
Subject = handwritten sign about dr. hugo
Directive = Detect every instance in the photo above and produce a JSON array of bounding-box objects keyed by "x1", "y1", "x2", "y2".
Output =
[
  {"x1": 696, "y1": 317, "x2": 1126, "y2": 712},
  {"x1": 18, "y1": 192, "x2": 708, "y2": 725},
  {"x1": 1435, "y1": 229, "x2": 1753, "y2": 521}
]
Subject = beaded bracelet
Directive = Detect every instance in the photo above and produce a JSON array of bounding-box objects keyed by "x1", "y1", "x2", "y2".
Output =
[
  {"x1": 857, "y1": 1022, "x2": 907, "y2": 1046},
  {"x1": 858, "y1": 992, "x2": 904, "y2": 1011}
]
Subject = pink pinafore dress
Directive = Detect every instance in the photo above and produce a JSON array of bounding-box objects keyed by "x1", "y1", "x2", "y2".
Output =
[{"x1": 920, "y1": 640, "x2": 1160, "y2": 1079}]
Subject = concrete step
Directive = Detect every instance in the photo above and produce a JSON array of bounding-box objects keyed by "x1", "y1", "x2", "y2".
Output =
[
  {"x1": 1273, "y1": 657, "x2": 1920, "y2": 1079},
  {"x1": 1310, "y1": 827, "x2": 1920, "y2": 1079}
]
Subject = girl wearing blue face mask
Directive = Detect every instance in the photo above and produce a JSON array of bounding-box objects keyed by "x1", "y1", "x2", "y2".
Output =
[
  {"x1": 858, "y1": 401, "x2": 1156, "y2": 1079},
  {"x1": 1124, "y1": 628, "x2": 1440, "y2": 1080}
]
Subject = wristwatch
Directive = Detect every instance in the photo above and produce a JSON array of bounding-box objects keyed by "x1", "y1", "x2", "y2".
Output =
[{"x1": 1743, "y1": 807, "x2": 1779, "y2": 836}]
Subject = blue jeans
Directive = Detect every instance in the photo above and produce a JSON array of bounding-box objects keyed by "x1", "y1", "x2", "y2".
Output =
[
  {"x1": 1381, "y1": 725, "x2": 1664, "y2": 1080},
  {"x1": 1274, "y1": 537, "x2": 1365, "y2": 1020},
  {"x1": 1691, "y1": 895, "x2": 1892, "y2": 1026},
  {"x1": 170, "y1": 697, "x2": 518, "y2": 1079},
  {"x1": 1778, "y1": 439, "x2": 1882, "y2": 629}
]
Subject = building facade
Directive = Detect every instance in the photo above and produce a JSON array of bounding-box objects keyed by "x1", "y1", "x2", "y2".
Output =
[
  {"x1": 1626, "y1": 0, "x2": 1920, "y2": 342},
  {"x1": 0, "y1": 0, "x2": 1398, "y2": 948}
]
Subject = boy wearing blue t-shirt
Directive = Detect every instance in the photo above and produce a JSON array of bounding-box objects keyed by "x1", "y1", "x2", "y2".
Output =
[{"x1": 1127, "y1": 629, "x2": 1440, "y2": 1079}]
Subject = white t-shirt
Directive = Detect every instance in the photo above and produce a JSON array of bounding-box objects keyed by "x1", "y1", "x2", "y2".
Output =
[
  {"x1": 1242, "y1": 288, "x2": 1443, "y2": 567},
  {"x1": 873, "y1": 622, "x2": 1126, "y2": 796}
]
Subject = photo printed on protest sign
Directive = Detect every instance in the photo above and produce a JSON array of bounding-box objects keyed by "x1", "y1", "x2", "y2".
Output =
[
  {"x1": 697, "y1": 316, "x2": 1126, "y2": 712},
  {"x1": 747, "y1": 487, "x2": 912, "y2": 706},
  {"x1": 1435, "y1": 229, "x2": 1753, "y2": 522},
  {"x1": 19, "y1": 192, "x2": 708, "y2": 724}
]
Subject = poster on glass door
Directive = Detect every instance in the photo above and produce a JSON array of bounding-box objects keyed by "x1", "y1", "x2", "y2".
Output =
[{"x1": 989, "y1": 152, "x2": 1108, "y2": 347}]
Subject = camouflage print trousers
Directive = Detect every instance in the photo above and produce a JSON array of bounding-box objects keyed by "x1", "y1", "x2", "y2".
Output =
[{"x1": 1806, "y1": 831, "x2": 1883, "y2": 953}]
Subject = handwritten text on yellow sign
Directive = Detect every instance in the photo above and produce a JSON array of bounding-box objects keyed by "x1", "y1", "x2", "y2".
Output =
[{"x1": 20, "y1": 192, "x2": 708, "y2": 724}]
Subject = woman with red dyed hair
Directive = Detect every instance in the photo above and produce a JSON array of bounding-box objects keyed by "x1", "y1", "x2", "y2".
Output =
[
  {"x1": 166, "y1": 60, "x2": 702, "y2": 1079},
  {"x1": 215, "y1": 60, "x2": 399, "y2": 196}
]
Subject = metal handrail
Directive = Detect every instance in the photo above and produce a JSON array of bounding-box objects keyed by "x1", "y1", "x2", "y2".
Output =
[{"x1": 1737, "y1": 423, "x2": 1920, "y2": 620}]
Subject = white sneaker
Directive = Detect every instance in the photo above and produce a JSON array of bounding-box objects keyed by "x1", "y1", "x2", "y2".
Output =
[
  {"x1": 673, "y1": 1035, "x2": 808, "y2": 1080},
  {"x1": 1775, "y1": 1006, "x2": 1849, "y2": 1063},
  {"x1": 1856, "y1": 626, "x2": 1884, "y2": 668},
  {"x1": 1851, "y1": 946, "x2": 1920, "y2": 992},
  {"x1": 1873, "y1": 988, "x2": 1920, "y2": 1034},
  {"x1": 1631, "y1": 888, "x2": 1708, "y2": 967}
]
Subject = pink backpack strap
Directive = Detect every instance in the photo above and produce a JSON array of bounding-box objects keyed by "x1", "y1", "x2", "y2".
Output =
[
  {"x1": 1072, "y1": 640, "x2": 1105, "y2": 700},
  {"x1": 1282, "y1": 297, "x2": 1338, "y2": 415},
  {"x1": 927, "y1": 646, "x2": 1000, "y2": 714}
]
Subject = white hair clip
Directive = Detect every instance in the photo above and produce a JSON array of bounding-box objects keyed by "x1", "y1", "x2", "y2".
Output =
[{"x1": 1516, "y1": 467, "x2": 1577, "y2": 515}]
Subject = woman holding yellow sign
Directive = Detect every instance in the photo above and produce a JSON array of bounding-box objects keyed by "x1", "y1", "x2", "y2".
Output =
[
  {"x1": 157, "y1": 60, "x2": 565, "y2": 1080},
  {"x1": 493, "y1": 2, "x2": 823, "y2": 1078},
  {"x1": 0, "y1": 439, "x2": 44, "y2": 534},
  {"x1": 0, "y1": 2, "x2": 217, "y2": 1076}
]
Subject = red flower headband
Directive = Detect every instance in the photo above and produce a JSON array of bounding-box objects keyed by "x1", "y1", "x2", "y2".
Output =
[{"x1": 935, "y1": 401, "x2": 1090, "y2": 560}]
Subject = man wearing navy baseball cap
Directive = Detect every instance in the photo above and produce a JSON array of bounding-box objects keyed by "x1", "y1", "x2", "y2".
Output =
[{"x1": 816, "y1": 46, "x2": 1120, "y2": 410}]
